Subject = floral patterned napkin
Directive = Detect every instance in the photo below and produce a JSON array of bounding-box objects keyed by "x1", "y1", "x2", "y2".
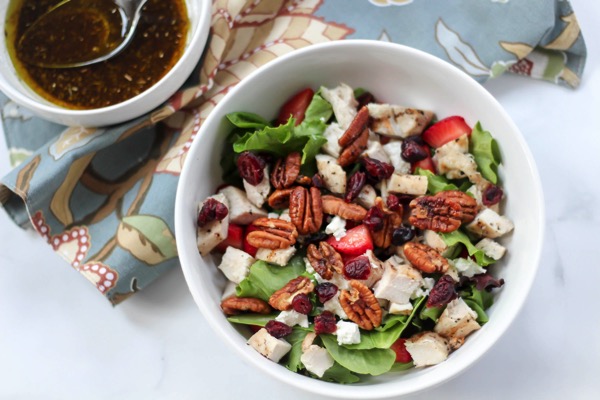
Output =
[{"x1": 0, "y1": 0, "x2": 586, "y2": 304}]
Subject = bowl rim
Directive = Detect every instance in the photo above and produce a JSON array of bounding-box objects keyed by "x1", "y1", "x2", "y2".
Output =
[
  {"x1": 175, "y1": 39, "x2": 545, "y2": 399},
  {"x1": 0, "y1": 0, "x2": 211, "y2": 117}
]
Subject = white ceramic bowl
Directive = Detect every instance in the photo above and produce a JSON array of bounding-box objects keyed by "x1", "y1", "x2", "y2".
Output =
[
  {"x1": 175, "y1": 40, "x2": 544, "y2": 399},
  {"x1": 0, "y1": 0, "x2": 211, "y2": 127}
]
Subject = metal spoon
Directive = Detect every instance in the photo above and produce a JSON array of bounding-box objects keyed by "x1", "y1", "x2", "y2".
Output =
[{"x1": 17, "y1": 0, "x2": 148, "y2": 69}]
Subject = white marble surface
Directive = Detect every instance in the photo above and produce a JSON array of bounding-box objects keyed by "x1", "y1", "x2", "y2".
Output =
[{"x1": 1, "y1": 2, "x2": 599, "y2": 399}]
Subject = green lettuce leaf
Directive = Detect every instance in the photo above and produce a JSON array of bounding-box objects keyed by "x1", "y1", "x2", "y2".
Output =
[
  {"x1": 236, "y1": 256, "x2": 306, "y2": 301},
  {"x1": 470, "y1": 122, "x2": 502, "y2": 184},
  {"x1": 321, "y1": 334, "x2": 396, "y2": 376},
  {"x1": 226, "y1": 112, "x2": 270, "y2": 129},
  {"x1": 419, "y1": 304, "x2": 443, "y2": 323},
  {"x1": 459, "y1": 284, "x2": 494, "y2": 324},
  {"x1": 415, "y1": 168, "x2": 459, "y2": 194},
  {"x1": 389, "y1": 361, "x2": 414, "y2": 372},
  {"x1": 226, "y1": 313, "x2": 278, "y2": 327},
  {"x1": 320, "y1": 362, "x2": 360, "y2": 383},
  {"x1": 303, "y1": 90, "x2": 333, "y2": 124},
  {"x1": 440, "y1": 230, "x2": 496, "y2": 267},
  {"x1": 283, "y1": 327, "x2": 311, "y2": 373}
]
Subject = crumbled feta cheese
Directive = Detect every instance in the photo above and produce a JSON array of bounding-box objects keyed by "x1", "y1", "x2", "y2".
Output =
[
  {"x1": 325, "y1": 216, "x2": 347, "y2": 240},
  {"x1": 301, "y1": 345, "x2": 334, "y2": 377},
  {"x1": 323, "y1": 291, "x2": 348, "y2": 319},
  {"x1": 276, "y1": 310, "x2": 309, "y2": 328},
  {"x1": 363, "y1": 140, "x2": 391, "y2": 163},
  {"x1": 218, "y1": 247, "x2": 255, "y2": 284},
  {"x1": 335, "y1": 321, "x2": 361, "y2": 345},
  {"x1": 412, "y1": 277, "x2": 436, "y2": 299},
  {"x1": 247, "y1": 328, "x2": 292, "y2": 362},
  {"x1": 453, "y1": 258, "x2": 486, "y2": 278}
]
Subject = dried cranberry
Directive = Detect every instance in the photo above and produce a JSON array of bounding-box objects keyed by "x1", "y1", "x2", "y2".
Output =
[
  {"x1": 312, "y1": 174, "x2": 325, "y2": 188},
  {"x1": 426, "y1": 275, "x2": 458, "y2": 308},
  {"x1": 391, "y1": 225, "x2": 415, "y2": 246},
  {"x1": 314, "y1": 311, "x2": 337, "y2": 334},
  {"x1": 401, "y1": 138, "x2": 428, "y2": 163},
  {"x1": 265, "y1": 320, "x2": 293, "y2": 338},
  {"x1": 482, "y1": 184, "x2": 504, "y2": 206},
  {"x1": 468, "y1": 273, "x2": 505, "y2": 292},
  {"x1": 315, "y1": 282, "x2": 338, "y2": 303},
  {"x1": 237, "y1": 151, "x2": 265, "y2": 185},
  {"x1": 291, "y1": 293, "x2": 312, "y2": 315},
  {"x1": 343, "y1": 256, "x2": 371, "y2": 280},
  {"x1": 356, "y1": 91, "x2": 376, "y2": 109},
  {"x1": 386, "y1": 193, "x2": 401, "y2": 211},
  {"x1": 197, "y1": 198, "x2": 228, "y2": 227},
  {"x1": 364, "y1": 206, "x2": 385, "y2": 232},
  {"x1": 299, "y1": 232, "x2": 328, "y2": 247},
  {"x1": 360, "y1": 156, "x2": 394, "y2": 182},
  {"x1": 379, "y1": 135, "x2": 391, "y2": 145},
  {"x1": 345, "y1": 171, "x2": 367, "y2": 202}
]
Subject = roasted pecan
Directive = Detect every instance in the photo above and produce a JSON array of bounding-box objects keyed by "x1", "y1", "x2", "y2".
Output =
[
  {"x1": 368, "y1": 198, "x2": 403, "y2": 248},
  {"x1": 271, "y1": 152, "x2": 301, "y2": 189},
  {"x1": 307, "y1": 241, "x2": 344, "y2": 279},
  {"x1": 221, "y1": 297, "x2": 272, "y2": 315},
  {"x1": 289, "y1": 186, "x2": 323, "y2": 235},
  {"x1": 339, "y1": 280, "x2": 382, "y2": 330},
  {"x1": 337, "y1": 106, "x2": 370, "y2": 167},
  {"x1": 269, "y1": 276, "x2": 315, "y2": 311},
  {"x1": 403, "y1": 242, "x2": 449, "y2": 274},
  {"x1": 435, "y1": 190, "x2": 477, "y2": 223},
  {"x1": 268, "y1": 188, "x2": 294, "y2": 209},
  {"x1": 408, "y1": 195, "x2": 462, "y2": 233},
  {"x1": 321, "y1": 195, "x2": 368, "y2": 221},
  {"x1": 246, "y1": 218, "x2": 298, "y2": 249}
]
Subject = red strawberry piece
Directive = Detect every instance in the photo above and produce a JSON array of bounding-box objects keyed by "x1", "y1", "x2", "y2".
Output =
[
  {"x1": 276, "y1": 88, "x2": 314, "y2": 126},
  {"x1": 422, "y1": 116, "x2": 472, "y2": 148},
  {"x1": 390, "y1": 338, "x2": 412, "y2": 363},
  {"x1": 243, "y1": 225, "x2": 259, "y2": 257},
  {"x1": 410, "y1": 144, "x2": 436, "y2": 174},
  {"x1": 215, "y1": 223, "x2": 244, "y2": 253},
  {"x1": 326, "y1": 224, "x2": 374, "y2": 256}
]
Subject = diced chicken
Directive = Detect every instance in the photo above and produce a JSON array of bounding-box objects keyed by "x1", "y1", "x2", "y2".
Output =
[
  {"x1": 335, "y1": 321, "x2": 361, "y2": 345},
  {"x1": 255, "y1": 246, "x2": 296, "y2": 266},
  {"x1": 433, "y1": 137, "x2": 481, "y2": 181},
  {"x1": 359, "y1": 249, "x2": 384, "y2": 289},
  {"x1": 243, "y1": 166, "x2": 270, "y2": 208},
  {"x1": 423, "y1": 230, "x2": 447, "y2": 253},
  {"x1": 442, "y1": 134, "x2": 470, "y2": 153},
  {"x1": 386, "y1": 173, "x2": 428, "y2": 196},
  {"x1": 276, "y1": 310, "x2": 309, "y2": 328},
  {"x1": 467, "y1": 184, "x2": 500, "y2": 214},
  {"x1": 218, "y1": 186, "x2": 267, "y2": 225},
  {"x1": 373, "y1": 255, "x2": 423, "y2": 304},
  {"x1": 405, "y1": 331, "x2": 450, "y2": 367},
  {"x1": 466, "y1": 208, "x2": 514, "y2": 238},
  {"x1": 363, "y1": 140, "x2": 392, "y2": 164},
  {"x1": 367, "y1": 103, "x2": 434, "y2": 138},
  {"x1": 389, "y1": 302, "x2": 413, "y2": 315},
  {"x1": 382, "y1": 140, "x2": 411, "y2": 174},
  {"x1": 247, "y1": 328, "x2": 292, "y2": 363},
  {"x1": 320, "y1": 83, "x2": 358, "y2": 129},
  {"x1": 434, "y1": 298, "x2": 481, "y2": 350},
  {"x1": 321, "y1": 122, "x2": 344, "y2": 158},
  {"x1": 218, "y1": 247, "x2": 255, "y2": 284},
  {"x1": 316, "y1": 154, "x2": 346, "y2": 194},
  {"x1": 221, "y1": 281, "x2": 237, "y2": 300},
  {"x1": 197, "y1": 193, "x2": 230, "y2": 256},
  {"x1": 475, "y1": 238, "x2": 506, "y2": 260},
  {"x1": 356, "y1": 184, "x2": 377, "y2": 209},
  {"x1": 301, "y1": 345, "x2": 334, "y2": 378},
  {"x1": 323, "y1": 291, "x2": 348, "y2": 319}
]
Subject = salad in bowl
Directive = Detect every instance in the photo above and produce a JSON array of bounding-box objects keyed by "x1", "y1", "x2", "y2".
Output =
[{"x1": 194, "y1": 83, "x2": 513, "y2": 383}]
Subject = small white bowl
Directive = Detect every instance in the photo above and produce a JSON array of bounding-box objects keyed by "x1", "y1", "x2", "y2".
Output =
[
  {"x1": 0, "y1": 0, "x2": 211, "y2": 127},
  {"x1": 175, "y1": 40, "x2": 544, "y2": 399}
]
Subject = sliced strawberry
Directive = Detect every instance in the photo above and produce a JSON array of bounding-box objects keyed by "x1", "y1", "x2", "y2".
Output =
[
  {"x1": 390, "y1": 338, "x2": 412, "y2": 363},
  {"x1": 410, "y1": 144, "x2": 436, "y2": 174},
  {"x1": 242, "y1": 225, "x2": 259, "y2": 257},
  {"x1": 215, "y1": 223, "x2": 244, "y2": 253},
  {"x1": 276, "y1": 88, "x2": 314, "y2": 126},
  {"x1": 326, "y1": 225, "x2": 373, "y2": 256},
  {"x1": 422, "y1": 116, "x2": 471, "y2": 148}
]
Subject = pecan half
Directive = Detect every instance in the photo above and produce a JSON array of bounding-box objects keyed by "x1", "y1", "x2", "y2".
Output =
[
  {"x1": 271, "y1": 152, "x2": 301, "y2": 189},
  {"x1": 435, "y1": 190, "x2": 477, "y2": 223},
  {"x1": 307, "y1": 241, "x2": 344, "y2": 279},
  {"x1": 337, "y1": 106, "x2": 370, "y2": 167},
  {"x1": 408, "y1": 195, "x2": 462, "y2": 233},
  {"x1": 289, "y1": 186, "x2": 323, "y2": 235},
  {"x1": 321, "y1": 195, "x2": 368, "y2": 221},
  {"x1": 269, "y1": 276, "x2": 315, "y2": 311},
  {"x1": 403, "y1": 242, "x2": 449, "y2": 274},
  {"x1": 268, "y1": 188, "x2": 294, "y2": 209},
  {"x1": 246, "y1": 218, "x2": 298, "y2": 249},
  {"x1": 367, "y1": 197, "x2": 403, "y2": 248},
  {"x1": 221, "y1": 297, "x2": 272, "y2": 315},
  {"x1": 339, "y1": 280, "x2": 382, "y2": 330}
]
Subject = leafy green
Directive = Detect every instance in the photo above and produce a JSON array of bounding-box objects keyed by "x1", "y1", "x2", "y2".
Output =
[
  {"x1": 415, "y1": 168, "x2": 459, "y2": 194},
  {"x1": 226, "y1": 112, "x2": 270, "y2": 129},
  {"x1": 470, "y1": 122, "x2": 502, "y2": 184},
  {"x1": 320, "y1": 362, "x2": 360, "y2": 383},
  {"x1": 440, "y1": 230, "x2": 496, "y2": 267},
  {"x1": 343, "y1": 297, "x2": 426, "y2": 350},
  {"x1": 236, "y1": 256, "x2": 306, "y2": 301},
  {"x1": 303, "y1": 90, "x2": 333, "y2": 124},
  {"x1": 226, "y1": 313, "x2": 278, "y2": 327},
  {"x1": 460, "y1": 284, "x2": 494, "y2": 324},
  {"x1": 321, "y1": 335, "x2": 396, "y2": 376},
  {"x1": 389, "y1": 362, "x2": 414, "y2": 372},
  {"x1": 419, "y1": 304, "x2": 443, "y2": 323},
  {"x1": 284, "y1": 327, "x2": 311, "y2": 372}
]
